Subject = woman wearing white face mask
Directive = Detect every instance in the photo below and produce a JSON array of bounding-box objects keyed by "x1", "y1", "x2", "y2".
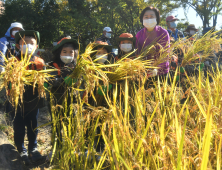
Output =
[
  {"x1": 135, "y1": 6, "x2": 170, "y2": 82},
  {"x1": 115, "y1": 33, "x2": 136, "y2": 61}
]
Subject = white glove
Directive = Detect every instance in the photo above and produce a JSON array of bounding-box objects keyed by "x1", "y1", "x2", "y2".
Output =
[
  {"x1": 148, "y1": 69, "x2": 158, "y2": 77},
  {"x1": 152, "y1": 69, "x2": 158, "y2": 77}
]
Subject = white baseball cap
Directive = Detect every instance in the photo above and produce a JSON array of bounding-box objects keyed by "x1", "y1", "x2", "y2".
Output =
[
  {"x1": 11, "y1": 22, "x2": 24, "y2": 30},
  {"x1": 103, "y1": 27, "x2": 112, "y2": 33}
]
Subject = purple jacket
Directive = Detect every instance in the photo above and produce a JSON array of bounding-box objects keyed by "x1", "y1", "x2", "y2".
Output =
[{"x1": 135, "y1": 26, "x2": 170, "y2": 75}]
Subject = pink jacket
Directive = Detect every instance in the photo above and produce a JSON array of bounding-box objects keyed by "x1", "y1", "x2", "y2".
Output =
[{"x1": 136, "y1": 26, "x2": 170, "y2": 75}]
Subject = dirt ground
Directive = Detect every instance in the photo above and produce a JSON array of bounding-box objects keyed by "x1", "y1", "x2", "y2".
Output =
[{"x1": 0, "y1": 98, "x2": 53, "y2": 170}]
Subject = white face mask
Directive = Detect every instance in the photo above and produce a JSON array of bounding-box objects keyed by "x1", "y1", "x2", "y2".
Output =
[
  {"x1": 105, "y1": 33, "x2": 112, "y2": 39},
  {"x1": 12, "y1": 30, "x2": 19, "y2": 36},
  {"x1": 143, "y1": 19, "x2": 157, "y2": 30},
  {"x1": 190, "y1": 30, "x2": 196, "y2": 35},
  {"x1": 96, "y1": 54, "x2": 108, "y2": 63},
  {"x1": 60, "y1": 56, "x2": 74, "y2": 64},
  {"x1": 20, "y1": 44, "x2": 36, "y2": 55},
  {"x1": 120, "y1": 44, "x2": 132, "y2": 53}
]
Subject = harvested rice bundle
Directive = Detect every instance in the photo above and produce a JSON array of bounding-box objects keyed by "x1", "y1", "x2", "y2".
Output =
[
  {"x1": 0, "y1": 55, "x2": 55, "y2": 112},
  {"x1": 69, "y1": 43, "x2": 109, "y2": 99},
  {"x1": 138, "y1": 41, "x2": 173, "y2": 78},
  {"x1": 107, "y1": 54, "x2": 154, "y2": 83},
  {"x1": 107, "y1": 42, "x2": 172, "y2": 83},
  {"x1": 173, "y1": 31, "x2": 222, "y2": 67}
]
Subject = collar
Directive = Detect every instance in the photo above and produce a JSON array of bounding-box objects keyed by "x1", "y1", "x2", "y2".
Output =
[
  {"x1": 17, "y1": 53, "x2": 35, "y2": 61},
  {"x1": 168, "y1": 28, "x2": 178, "y2": 33},
  {"x1": 144, "y1": 26, "x2": 157, "y2": 33}
]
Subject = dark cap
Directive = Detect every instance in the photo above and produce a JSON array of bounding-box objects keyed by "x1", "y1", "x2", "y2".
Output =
[{"x1": 15, "y1": 30, "x2": 40, "y2": 45}]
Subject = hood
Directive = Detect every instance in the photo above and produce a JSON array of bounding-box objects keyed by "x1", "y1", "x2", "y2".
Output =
[
  {"x1": 5, "y1": 22, "x2": 24, "y2": 38},
  {"x1": 5, "y1": 26, "x2": 13, "y2": 38}
]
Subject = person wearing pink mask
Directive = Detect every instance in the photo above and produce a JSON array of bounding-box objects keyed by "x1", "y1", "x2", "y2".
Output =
[{"x1": 135, "y1": 6, "x2": 170, "y2": 80}]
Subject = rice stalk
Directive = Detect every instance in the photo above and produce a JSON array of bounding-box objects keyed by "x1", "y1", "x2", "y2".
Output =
[
  {"x1": 0, "y1": 53, "x2": 55, "y2": 112},
  {"x1": 172, "y1": 31, "x2": 222, "y2": 67}
]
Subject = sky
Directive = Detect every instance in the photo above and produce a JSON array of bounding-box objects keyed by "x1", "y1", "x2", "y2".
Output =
[{"x1": 171, "y1": 7, "x2": 222, "y2": 30}]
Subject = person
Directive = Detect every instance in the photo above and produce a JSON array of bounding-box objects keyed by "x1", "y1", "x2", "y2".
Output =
[
  {"x1": 166, "y1": 15, "x2": 184, "y2": 41},
  {"x1": 115, "y1": 33, "x2": 136, "y2": 61},
  {"x1": 11, "y1": 30, "x2": 44, "y2": 165},
  {"x1": 0, "y1": 22, "x2": 24, "y2": 72},
  {"x1": 96, "y1": 27, "x2": 113, "y2": 45},
  {"x1": 202, "y1": 27, "x2": 218, "y2": 81},
  {"x1": 89, "y1": 41, "x2": 113, "y2": 65},
  {"x1": 115, "y1": 33, "x2": 137, "y2": 125},
  {"x1": 185, "y1": 24, "x2": 199, "y2": 38},
  {"x1": 47, "y1": 36, "x2": 79, "y2": 159},
  {"x1": 169, "y1": 37, "x2": 184, "y2": 82},
  {"x1": 86, "y1": 41, "x2": 113, "y2": 153},
  {"x1": 136, "y1": 6, "x2": 170, "y2": 83}
]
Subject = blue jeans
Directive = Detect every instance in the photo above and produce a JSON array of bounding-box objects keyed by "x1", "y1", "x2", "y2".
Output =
[{"x1": 13, "y1": 108, "x2": 39, "y2": 153}]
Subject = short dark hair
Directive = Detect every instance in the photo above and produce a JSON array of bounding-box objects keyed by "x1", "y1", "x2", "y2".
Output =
[{"x1": 140, "y1": 6, "x2": 160, "y2": 25}]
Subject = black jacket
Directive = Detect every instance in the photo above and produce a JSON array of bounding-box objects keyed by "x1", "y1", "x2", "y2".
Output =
[
  {"x1": 48, "y1": 62, "x2": 77, "y2": 106},
  {"x1": 96, "y1": 34, "x2": 112, "y2": 45},
  {"x1": 15, "y1": 53, "x2": 45, "y2": 112}
]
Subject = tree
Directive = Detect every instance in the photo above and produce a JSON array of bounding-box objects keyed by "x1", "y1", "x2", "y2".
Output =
[
  {"x1": 177, "y1": 20, "x2": 189, "y2": 32},
  {"x1": 177, "y1": 0, "x2": 222, "y2": 28},
  {"x1": 0, "y1": 0, "x2": 60, "y2": 48},
  {"x1": 0, "y1": 0, "x2": 181, "y2": 49},
  {"x1": 65, "y1": 0, "x2": 181, "y2": 48}
]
